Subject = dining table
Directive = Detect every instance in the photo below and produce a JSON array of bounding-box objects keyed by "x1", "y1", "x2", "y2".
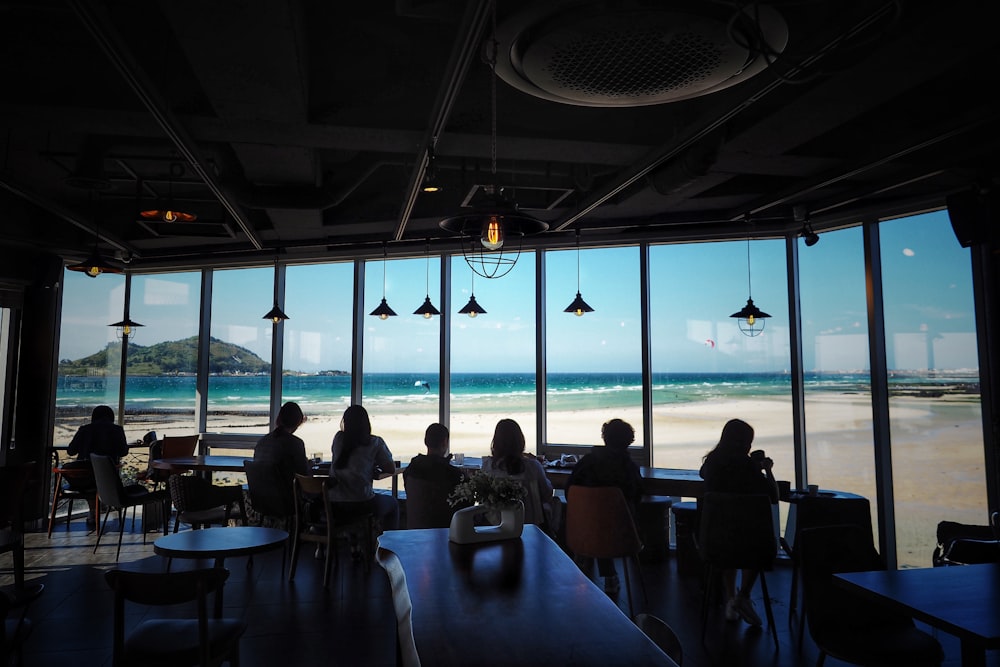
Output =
[
  {"x1": 376, "y1": 524, "x2": 679, "y2": 667},
  {"x1": 835, "y1": 562, "x2": 1000, "y2": 667},
  {"x1": 151, "y1": 455, "x2": 252, "y2": 474},
  {"x1": 311, "y1": 460, "x2": 406, "y2": 498}
]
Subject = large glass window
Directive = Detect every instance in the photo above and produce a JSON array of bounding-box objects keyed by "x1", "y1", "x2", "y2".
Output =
[
  {"x1": 798, "y1": 227, "x2": 877, "y2": 534},
  {"x1": 879, "y1": 211, "x2": 985, "y2": 567},
  {"x1": 545, "y1": 245, "x2": 642, "y2": 447},
  {"x1": 282, "y1": 262, "x2": 355, "y2": 458},
  {"x1": 125, "y1": 272, "x2": 202, "y2": 438},
  {"x1": 649, "y1": 240, "x2": 793, "y2": 490},
  {"x1": 449, "y1": 253, "x2": 537, "y2": 457},
  {"x1": 362, "y1": 255, "x2": 441, "y2": 467},
  {"x1": 207, "y1": 267, "x2": 274, "y2": 437},
  {"x1": 55, "y1": 270, "x2": 126, "y2": 445}
]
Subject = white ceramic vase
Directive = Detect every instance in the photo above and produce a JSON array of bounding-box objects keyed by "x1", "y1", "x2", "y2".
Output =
[{"x1": 448, "y1": 501, "x2": 524, "y2": 544}]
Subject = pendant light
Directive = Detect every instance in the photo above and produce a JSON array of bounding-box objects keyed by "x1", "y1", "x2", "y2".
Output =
[
  {"x1": 370, "y1": 242, "x2": 397, "y2": 320},
  {"x1": 67, "y1": 198, "x2": 124, "y2": 277},
  {"x1": 458, "y1": 271, "x2": 486, "y2": 318},
  {"x1": 439, "y1": 2, "x2": 547, "y2": 279},
  {"x1": 139, "y1": 162, "x2": 197, "y2": 223},
  {"x1": 564, "y1": 229, "x2": 594, "y2": 316},
  {"x1": 110, "y1": 270, "x2": 143, "y2": 339},
  {"x1": 413, "y1": 240, "x2": 441, "y2": 318},
  {"x1": 262, "y1": 256, "x2": 289, "y2": 324},
  {"x1": 730, "y1": 236, "x2": 771, "y2": 337}
]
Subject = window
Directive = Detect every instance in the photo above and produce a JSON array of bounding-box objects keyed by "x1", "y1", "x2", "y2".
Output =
[
  {"x1": 879, "y1": 211, "x2": 986, "y2": 567},
  {"x1": 545, "y1": 245, "x2": 642, "y2": 447}
]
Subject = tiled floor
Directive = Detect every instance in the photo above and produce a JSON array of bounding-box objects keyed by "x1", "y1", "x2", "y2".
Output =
[{"x1": 2, "y1": 512, "x2": 989, "y2": 667}]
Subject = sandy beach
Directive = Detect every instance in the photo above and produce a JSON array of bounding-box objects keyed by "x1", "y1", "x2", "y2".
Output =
[{"x1": 54, "y1": 390, "x2": 986, "y2": 568}]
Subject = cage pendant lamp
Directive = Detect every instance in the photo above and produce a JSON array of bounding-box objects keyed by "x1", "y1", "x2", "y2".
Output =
[
  {"x1": 564, "y1": 230, "x2": 594, "y2": 316},
  {"x1": 438, "y1": 5, "x2": 547, "y2": 279},
  {"x1": 262, "y1": 257, "x2": 289, "y2": 323},
  {"x1": 110, "y1": 315, "x2": 143, "y2": 339},
  {"x1": 413, "y1": 241, "x2": 440, "y2": 318},
  {"x1": 370, "y1": 243, "x2": 397, "y2": 320},
  {"x1": 458, "y1": 272, "x2": 486, "y2": 318},
  {"x1": 67, "y1": 209, "x2": 124, "y2": 277},
  {"x1": 730, "y1": 237, "x2": 770, "y2": 336}
]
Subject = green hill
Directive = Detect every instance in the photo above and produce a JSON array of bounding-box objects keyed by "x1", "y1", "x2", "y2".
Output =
[{"x1": 59, "y1": 336, "x2": 270, "y2": 376}]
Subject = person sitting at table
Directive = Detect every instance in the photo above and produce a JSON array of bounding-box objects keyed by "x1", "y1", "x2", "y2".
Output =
[
  {"x1": 403, "y1": 423, "x2": 470, "y2": 528},
  {"x1": 699, "y1": 418, "x2": 778, "y2": 627},
  {"x1": 253, "y1": 401, "x2": 310, "y2": 487},
  {"x1": 566, "y1": 418, "x2": 643, "y2": 595},
  {"x1": 329, "y1": 405, "x2": 399, "y2": 534},
  {"x1": 66, "y1": 404, "x2": 130, "y2": 529},
  {"x1": 481, "y1": 418, "x2": 558, "y2": 535}
]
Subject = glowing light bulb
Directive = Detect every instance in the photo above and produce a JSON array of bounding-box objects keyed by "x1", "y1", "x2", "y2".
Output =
[
  {"x1": 379, "y1": 312, "x2": 389, "y2": 321},
  {"x1": 468, "y1": 311, "x2": 477, "y2": 318},
  {"x1": 574, "y1": 308, "x2": 584, "y2": 317},
  {"x1": 747, "y1": 314, "x2": 755, "y2": 326},
  {"x1": 423, "y1": 311, "x2": 432, "y2": 319},
  {"x1": 480, "y1": 216, "x2": 504, "y2": 250},
  {"x1": 122, "y1": 324, "x2": 132, "y2": 336},
  {"x1": 163, "y1": 210, "x2": 178, "y2": 223},
  {"x1": 86, "y1": 265, "x2": 101, "y2": 278}
]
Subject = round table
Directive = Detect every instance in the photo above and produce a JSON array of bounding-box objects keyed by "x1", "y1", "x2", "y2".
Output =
[{"x1": 154, "y1": 526, "x2": 288, "y2": 567}]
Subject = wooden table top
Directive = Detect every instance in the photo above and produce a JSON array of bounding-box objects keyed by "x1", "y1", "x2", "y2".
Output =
[
  {"x1": 376, "y1": 525, "x2": 678, "y2": 667},
  {"x1": 153, "y1": 526, "x2": 288, "y2": 562},
  {"x1": 836, "y1": 563, "x2": 1000, "y2": 666},
  {"x1": 151, "y1": 455, "x2": 251, "y2": 472}
]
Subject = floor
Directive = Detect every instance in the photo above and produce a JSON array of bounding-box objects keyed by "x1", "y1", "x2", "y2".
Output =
[{"x1": 2, "y1": 511, "x2": 990, "y2": 667}]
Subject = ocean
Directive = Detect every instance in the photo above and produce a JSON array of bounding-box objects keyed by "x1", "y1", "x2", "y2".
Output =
[{"x1": 55, "y1": 371, "x2": 978, "y2": 417}]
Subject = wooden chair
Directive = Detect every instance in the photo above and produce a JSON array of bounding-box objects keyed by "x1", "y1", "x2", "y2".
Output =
[
  {"x1": 799, "y1": 523, "x2": 944, "y2": 667},
  {"x1": 47, "y1": 461, "x2": 100, "y2": 536},
  {"x1": 168, "y1": 474, "x2": 246, "y2": 533},
  {"x1": 105, "y1": 566, "x2": 246, "y2": 667},
  {"x1": 634, "y1": 613, "x2": 683, "y2": 666},
  {"x1": 147, "y1": 435, "x2": 200, "y2": 488},
  {"x1": 565, "y1": 485, "x2": 647, "y2": 617},
  {"x1": 91, "y1": 454, "x2": 170, "y2": 562},
  {"x1": 696, "y1": 492, "x2": 778, "y2": 647}
]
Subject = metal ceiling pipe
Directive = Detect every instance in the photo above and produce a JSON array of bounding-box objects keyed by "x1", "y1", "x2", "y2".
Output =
[{"x1": 67, "y1": 0, "x2": 262, "y2": 251}]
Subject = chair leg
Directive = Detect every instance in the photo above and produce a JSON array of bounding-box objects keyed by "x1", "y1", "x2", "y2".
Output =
[
  {"x1": 789, "y1": 561, "x2": 799, "y2": 612},
  {"x1": 700, "y1": 564, "x2": 714, "y2": 645},
  {"x1": 758, "y1": 570, "x2": 778, "y2": 647},
  {"x1": 288, "y1": 532, "x2": 301, "y2": 581},
  {"x1": 47, "y1": 486, "x2": 60, "y2": 538},
  {"x1": 116, "y1": 508, "x2": 126, "y2": 562},
  {"x1": 622, "y1": 558, "x2": 634, "y2": 617},
  {"x1": 94, "y1": 507, "x2": 113, "y2": 554}
]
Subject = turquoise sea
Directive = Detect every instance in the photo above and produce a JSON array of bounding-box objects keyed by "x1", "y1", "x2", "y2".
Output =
[{"x1": 55, "y1": 372, "x2": 979, "y2": 417}]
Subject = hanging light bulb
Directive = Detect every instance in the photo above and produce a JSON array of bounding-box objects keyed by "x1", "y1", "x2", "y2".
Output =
[
  {"x1": 458, "y1": 272, "x2": 486, "y2": 318},
  {"x1": 564, "y1": 230, "x2": 594, "y2": 316},
  {"x1": 67, "y1": 198, "x2": 124, "y2": 277},
  {"x1": 413, "y1": 240, "x2": 440, "y2": 318},
  {"x1": 370, "y1": 242, "x2": 397, "y2": 319},
  {"x1": 481, "y1": 215, "x2": 504, "y2": 250},
  {"x1": 109, "y1": 270, "x2": 142, "y2": 339},
  {"x1": 730, "y1": 236, "x2": 771, "y2": 336},
  {"x1": 139, "y1": 163, "x2": 197, "y2": 223}
]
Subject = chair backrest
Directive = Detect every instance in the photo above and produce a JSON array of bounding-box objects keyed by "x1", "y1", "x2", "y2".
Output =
[
  {"x1": 244, "y1": 459, "x2": 296, "y2": 519},
  {"x1": 168, "y1": 474, "x2": 225, "y2": 513},
  {"x1": 403, "y1": 474, "x2": 462, "y2": 529},
  {"x1": 634, "y1": 613, "x2": 683, "y2": 665},
  {"x1": 798, "y1": 523, "x2": 891, "y2": 633},
  {"x1": 696, "y1": 492, "x2": 776, "y2": 570},
  {"x1": 293, "y1": 473, "x2": 330, "y2": 533},
  {"x1": 105, "y1": 566, "x2": 231, "y2": 666},
  {"x1": 792, "y1": 495, "x2": 873, "y2": 553},
  {"x1": 90, "y1": 454, "x2": 126, "y2": 508},
  {"x1": 160, "y1": 434, "x2": 200, "y2": 458},
  {"x1": 565, "y1": 485, "x2": 642, "y2": 560},
  {"x1": 939, "y1": 537, "x2": 1000, "y2": 565}
]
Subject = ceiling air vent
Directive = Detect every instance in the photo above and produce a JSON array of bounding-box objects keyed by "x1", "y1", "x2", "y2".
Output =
[{"x1": 495, "y1": 2, "x2": 787, "y2": 107}]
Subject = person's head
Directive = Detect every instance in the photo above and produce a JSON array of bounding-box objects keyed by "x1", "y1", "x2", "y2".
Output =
[
  {"x1": 275, "y1": 402, "x2": 304, "y2": 433},
  {"x1": 491, "y1": 418, "x2": 526, "y2": 459},
  {"x1": 601, "y1": 418, "x2": 635, "y2": 451},
  {"x1": 91, "y1": 405, "x2": 115, "y2": 423},
  {"x1": 341, "y1": 405, "x2": 372, "y2": 441},
  {"x1": 424, "y1": 423, "x2": 449, "y2": 456},
  {"x1": 709, "y1": 418, "x2": 755, "y2": 459}
]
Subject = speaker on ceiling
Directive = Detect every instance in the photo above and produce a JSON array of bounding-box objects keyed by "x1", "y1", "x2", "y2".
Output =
[{"x1": 946, "y1": 190, "x2": 995, "y2": 248}]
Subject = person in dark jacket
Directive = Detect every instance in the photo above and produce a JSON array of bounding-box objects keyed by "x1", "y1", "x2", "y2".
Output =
[
  {"x1": 698, "y1": 418, "x2": 778, "y2": 627},
  {"x1": 403, "y1": 423, "x2": 468, "y2": 527},
  {"x1": 567, "y1": 418, "x2": 643, "y2": 595},
  {"x1": 66, "y1": 405, "x2": 130, "y2": 528}
]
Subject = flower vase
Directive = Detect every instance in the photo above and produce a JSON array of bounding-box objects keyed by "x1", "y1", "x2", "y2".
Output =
[{"x1": 448, "y1": 501, "x2": 524, "y2": 544}]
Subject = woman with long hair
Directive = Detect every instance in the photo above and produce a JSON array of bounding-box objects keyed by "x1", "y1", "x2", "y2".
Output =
[
  {"x1": 481, "y1": 418, "x2": 557, "y2": 532},
  {"x1": 329, "y1": 405, "x2": 399, "y2": 530},
  {"x1": 253, "y1": 401, "x2": 309, "y2": 487},
  {"x1": 699, "y1": 418, "x2": 778, "y2": 627}
]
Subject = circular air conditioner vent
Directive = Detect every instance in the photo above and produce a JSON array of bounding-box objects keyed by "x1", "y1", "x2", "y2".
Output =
[{"x1": 495, "y1": 2, "x2": 788, "y2": 107}]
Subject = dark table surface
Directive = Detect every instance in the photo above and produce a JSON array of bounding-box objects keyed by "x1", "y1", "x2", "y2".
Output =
[
  {"x1": 836, "y1": 563, "x2": 1000, "y2": 667},
  {"x1": 151, "y1": 455, "x2": 251, "y2": 472},
  {"x1": 376, "y1": 525, "x2": 679, "y2": 667},
  {"x1": 153, "y1": 526, "x2": 288, "y2": 566}
]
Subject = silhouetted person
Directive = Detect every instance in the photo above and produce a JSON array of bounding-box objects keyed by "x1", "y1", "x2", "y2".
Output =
[
  {"x1": 329, "y1": 405, "x2": 399, "y2": 532},
  {"x1": 699, "y1": 418, "x2": 778, "y2": 626},
  {"x1": 253, "y1": 401, "x2": 309, "y2": 487},
  {"x1": 567, "y1": 418, "x2": 643, "y2": 595},
  {"x1": 403, "y1": 423, "x2": 469, "y2": 528},
  {"x1": 66, "y1": 405, "x2": 129, "y2": 528}
]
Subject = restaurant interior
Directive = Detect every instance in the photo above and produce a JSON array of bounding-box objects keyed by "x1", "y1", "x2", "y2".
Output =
[{"x1": 2, "y1": 1, "x2": 1000, "y2": 666}]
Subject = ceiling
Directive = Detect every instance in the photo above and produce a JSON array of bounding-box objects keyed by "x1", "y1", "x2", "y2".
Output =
[{"x1": 1, "y1": 0, "x2": 998, "y2": 273}]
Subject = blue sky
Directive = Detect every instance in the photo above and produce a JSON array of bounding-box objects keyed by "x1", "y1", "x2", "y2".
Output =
[{"x1": 59, "y1": 210, "x2": 978, "y2": 375}]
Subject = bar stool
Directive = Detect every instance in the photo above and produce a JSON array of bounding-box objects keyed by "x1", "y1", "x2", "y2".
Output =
[{"x1": 47, "y1": 463, "x2": 99, "y2": 537}]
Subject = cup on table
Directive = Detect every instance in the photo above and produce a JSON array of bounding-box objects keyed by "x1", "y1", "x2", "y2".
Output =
[
  {"x1": 453, "y1": 453, "x2": 465, "y2": 466},
  {"x1": 807, "y1": 484, "x2": 819, "y2": 497}
]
